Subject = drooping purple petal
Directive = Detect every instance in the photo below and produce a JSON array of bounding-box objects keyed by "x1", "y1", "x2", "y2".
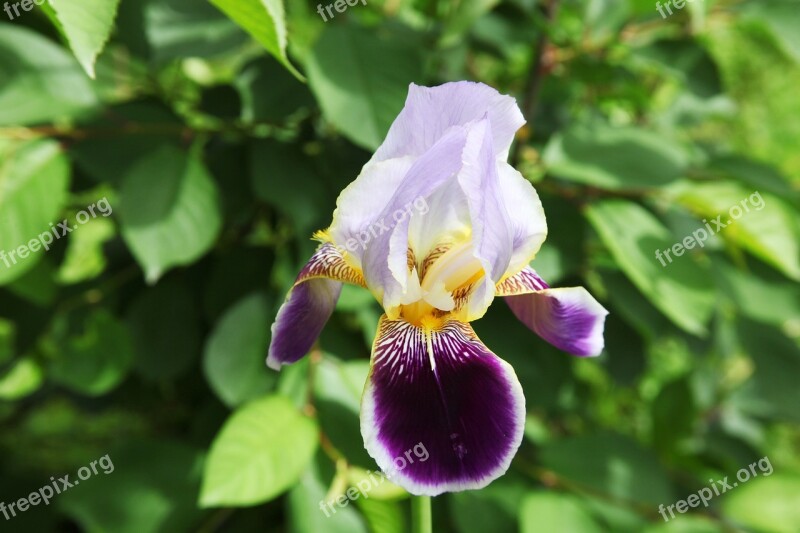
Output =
[
  {"x1": 361, "y1": 316, "x2": 525, "y2": 496},
  {"x1": 267, "y1": 244, "x2": 365, "y2": 370},
  {"x1": 374, "y1": 82, "x2": 525, "y2": 162},
  {"x1": 499, "y1": 268, "x2": 608, "y2": 357},
  {"x1": 496, "y1": 267, "x2": 549, "y2": 295}
]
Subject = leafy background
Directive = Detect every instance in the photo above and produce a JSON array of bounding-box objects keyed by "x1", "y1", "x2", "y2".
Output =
[{"x1": 0, "y1": 0, "x2": 798, "y2": 531}]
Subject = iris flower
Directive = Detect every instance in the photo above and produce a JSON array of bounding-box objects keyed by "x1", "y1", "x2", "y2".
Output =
[{"x1": 267, "y1": 81, "x2": 608, "y2": 496}]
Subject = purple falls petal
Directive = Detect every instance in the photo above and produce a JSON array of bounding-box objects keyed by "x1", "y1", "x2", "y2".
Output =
[
  {"x1": 361, "y1": 316, "x2": 525, "y2": 496},
  {"x1": 267, "y1": 243, "x2": 365, "y2": 370},
  {"x1": 496, "y1": 267, "x2": 549, "y2": 295},
  {"x1": 500, "y1": 268, "x2": 608, "y2": 357}
]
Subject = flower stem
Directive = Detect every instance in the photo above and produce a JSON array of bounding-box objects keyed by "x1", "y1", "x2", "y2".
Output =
[{"x1": 411, "y1": 495, "x2": 432, "y2": 533}]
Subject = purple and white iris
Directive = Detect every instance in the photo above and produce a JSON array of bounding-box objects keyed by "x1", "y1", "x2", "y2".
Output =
[{"x1": 267, "y1": 81, "x2": 608, "y2": 496}]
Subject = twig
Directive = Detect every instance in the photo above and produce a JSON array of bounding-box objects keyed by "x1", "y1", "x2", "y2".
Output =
[{"x1": 512, "y1": 0, "x2": 561, "y2": 166}]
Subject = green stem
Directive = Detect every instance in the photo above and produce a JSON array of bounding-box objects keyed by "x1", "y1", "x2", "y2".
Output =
[{"x1": 411, "y1": 495, "x2": 432, "y2": 533}]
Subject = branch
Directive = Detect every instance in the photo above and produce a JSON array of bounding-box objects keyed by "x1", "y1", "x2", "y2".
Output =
[{"x1": 512, "y1": 0, "x2": 560, "y2": 166}]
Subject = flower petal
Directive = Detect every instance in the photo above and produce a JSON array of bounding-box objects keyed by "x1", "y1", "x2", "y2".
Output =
[
  {"x1": 456, "y1": 118, "x2": 513, "y2": 321},
  {"x1": 374, "y1": 82, "x2": 525, "y2": 162},
  {"x1": 496, "y1": 267, "x2": 549, "y2": 295},
  {"x1": 498, "y1": 268, "x2": 608, "y2": 357},
  {"x1": 267, "y1": 244, "x2": 365, "y2": 370},
  {"x1": 327, "y1": 156, "x2": 415, "y2": 270},
  {"x1": 361, "y1": 125, "x2": 473, "y2": 315},
  {"x1": 497, "y1": 163, "x2": 548, "y2": 277},
  {"x1": 361, "y1": 316, "x2": 525, "y2": 496}
]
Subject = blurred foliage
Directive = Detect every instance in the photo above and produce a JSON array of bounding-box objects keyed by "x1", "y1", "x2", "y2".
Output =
[{"x1": 0, "y1": 0, "x2": 799, "y2": 532}]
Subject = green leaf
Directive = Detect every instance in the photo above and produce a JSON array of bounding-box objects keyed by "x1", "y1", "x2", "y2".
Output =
[
  {"x1": 451, "y1": 475, "x2": 528, "y2": 533},
  {"x1": 722, "y1": 473, "x2": 800, "y2": 533},
  {"x1": 199, "y1": 395, "x2": 318, "y2": 507},
  {"x1": 443, "y1": 0, "x2": 501, "y2": 44},
  {"x1": 0, "y1": 25, "x2": 98, "y2": 125},
  {"x1": 520, "y1": 493, "x2": 603, "y2": 533},
  {"x1": 585, "y1": 200, "x2": 715, "y2": 335},
  {"x1": 634, "y1": 39, "x2": 722, "y2": 99},
  {"x1": 540, "y1": 432, "x2": 674, "y2": 505},
  {"x1": 356, "y1": 498, "x2": 406, "y2": 533},
  {"x1": 709, "y1": 155, "x2": 800, "y2": 204},
  {"x1": 314, "y1": 357, "x2": 374, "y2": 468},
  {"x1": 203, "y1": 293, "x2": 277, "y2": 407},
  {"x1": 46, "y1": 309, "x2": 134, "y2": 396},
  {"x1": 584, "y1": 0, "x2": 630, "y2": 44},
  {"x1": 730, "y1": 318, "x2": 800, "y2": 423},
  {"x1": 305, "y1": 25, "x2": 423, "y2": 150},
  {"x1": 132, "y1": 0, "x2": 248, "y2": 64},
  {"x1": 544, "y1": 124, "x2": 690, "y2": 190},
  {"x1": 48, "y1": 0, "x2": 121, "y2": 78},
  {"x1": 58, "y1": 439, "x2": 205, "y2": 533},
  {"x1": 346, "y1": 467, "x2": 408, "y2": 501},
  {"x1": 119, "y1": 145, "x2": 222, "y2": 283},
  {"x1": 643, "y1": 516, "x2": 724, "y2": 532},
  {"x1": 71, "y1": 103, "x2": 184, "y2": 185},
  {"x1": 287, "y1": 453, "x2": 369, "y2": 533},
  {"x1": 582, "y1": 496, "x2": 650, "y2": 532},
  {"x1": 57, "y1": 217, "x2": 115, "y2": 284},
  {"x1": 209, "y1": 0, "x2": 302, "y2": 79},
  {"x1": 714, "y1": 258, "x2": 800, "y2": 329},
  {"x1": 0, "y1": 140, "x2": 71, "y2": 285},
  {"x1": 127, "y1": 278, "x2": 202, "y2": 381},
  {"x1": 0, "y1": 357, "x2": 43, "y2": 401},
  {"x1": 235, "y1": 56, "x2": 314, "y2": 123},
  {"x1": 743, "y1": 0, "x2": 800, "y2": 63},
  {"x1": 8, "y1": 258, "x2": 59, "y2": 306},
  {"x1": 595, "y1": 269, "x2": 673, "y2": 339},
  {"x1": 666, "y1": 181, "x2": 800, "y2": 280}
]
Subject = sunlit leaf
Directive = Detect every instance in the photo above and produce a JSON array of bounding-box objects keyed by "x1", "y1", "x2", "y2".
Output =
[
  {"x1": 48, "y1": 0, "x2": 121, "y2": 77},
  {"x1": 544, "y1": 124, "x2": 690, "y2": 190},
  {"x1": 119, "y1": 146, "x2": 222, "y2": 283},
  {"x1": 209, "y1": 0, "x2": 302, "y2": 79},
  {"x1": 585, "y1": 200, "x2": 715, "y2": 334},
  {"x1": 520, "y1": 492, "x2": 603, "y2": 533},
  {"x1": 0, "y1": 25, "x2": 98, "y2": 125},
  {"x1": 200, "y1": 395, "x2": 318, "y2": 507},
  {"x1": 306, "y1": 25, "x2": 422, "y2": 150},
  {"x1": 0, "y1": 140, "x2": 70, "y2": 285}
]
